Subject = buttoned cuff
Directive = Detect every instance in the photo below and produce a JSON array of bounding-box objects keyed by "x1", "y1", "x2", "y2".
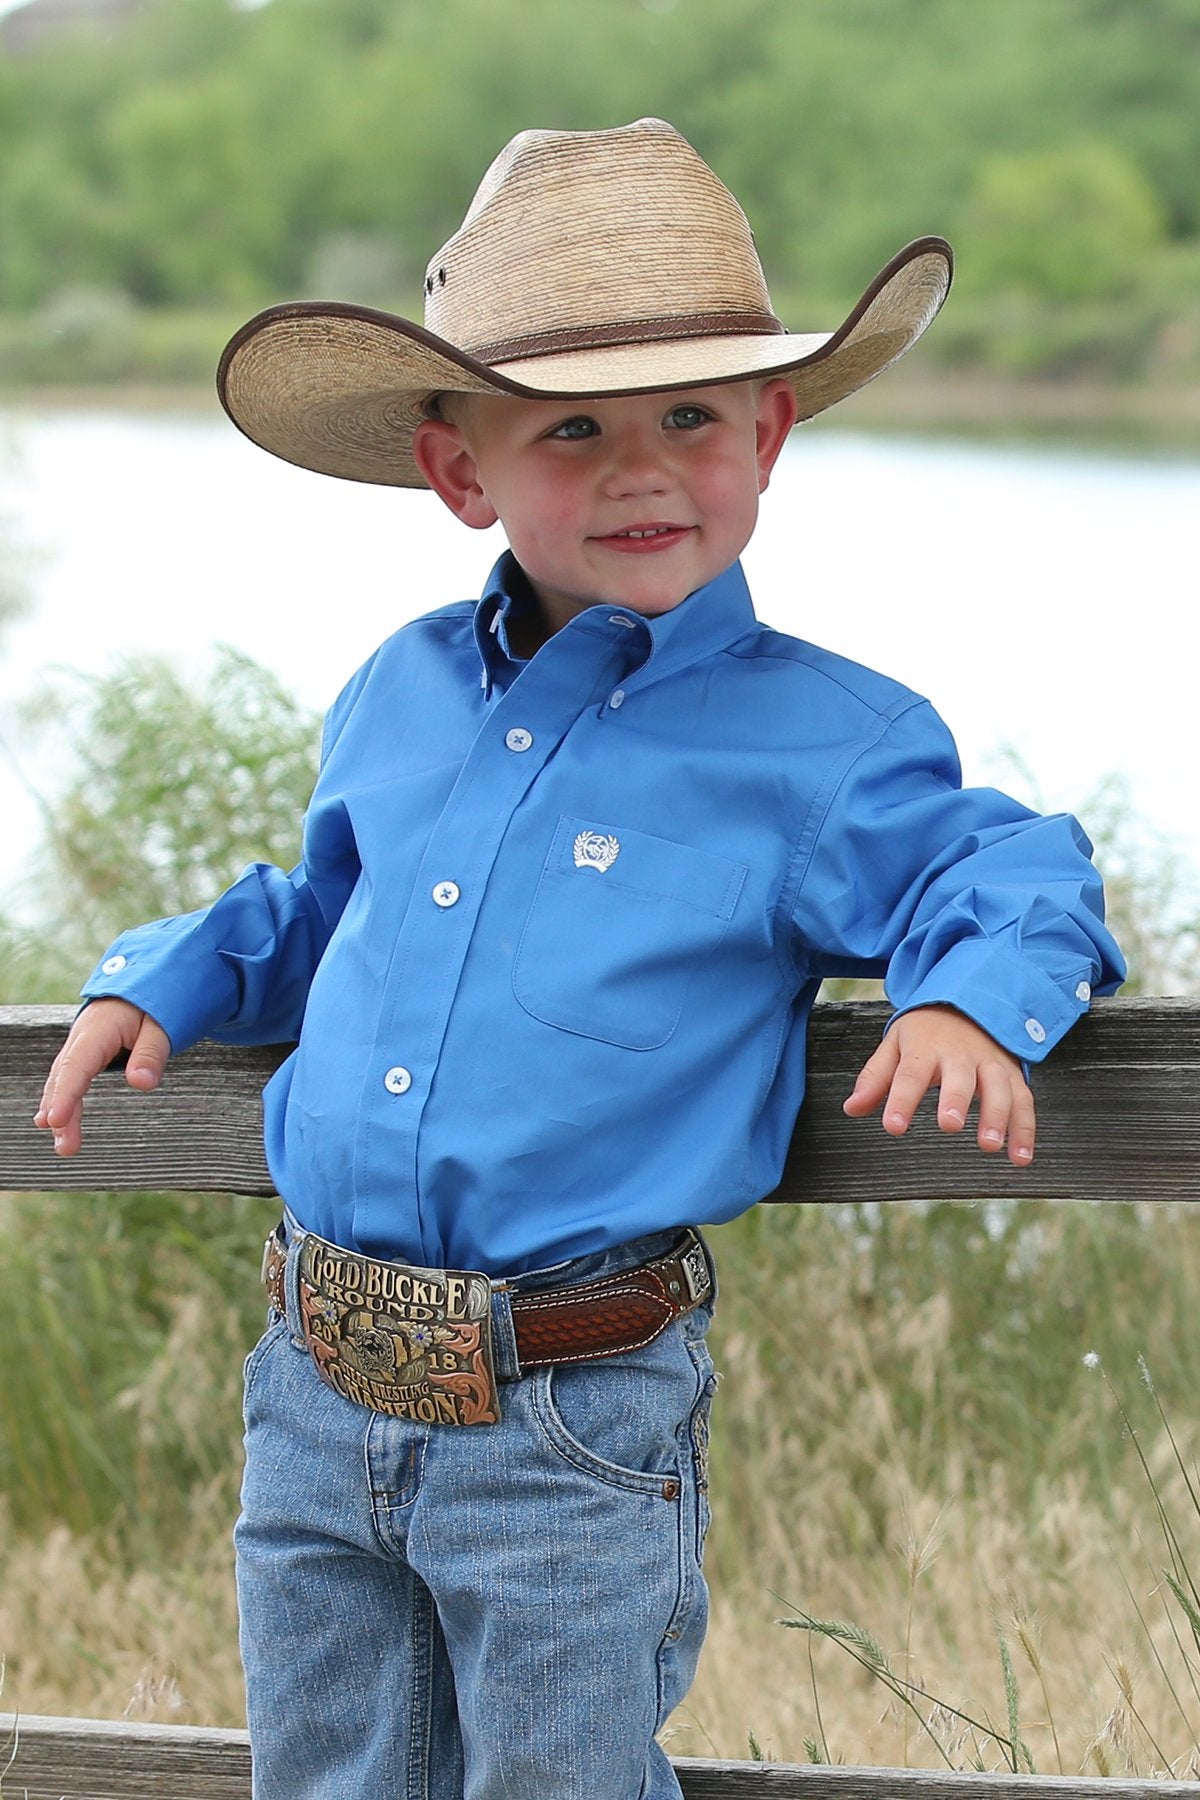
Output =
[
  {"x1": 80, "y1": 928, "x2": 240, "y2": 1057},
  {"x1": 886, "y1": 938, "x2": 1096, "y2": 1063}
]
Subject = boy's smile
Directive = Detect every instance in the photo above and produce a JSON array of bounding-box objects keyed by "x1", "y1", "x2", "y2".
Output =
[{"x1": 414, "y1": 380, "x2": 796, "y2": 640}]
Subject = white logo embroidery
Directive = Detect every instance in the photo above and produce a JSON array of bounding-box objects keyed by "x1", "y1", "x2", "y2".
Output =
[{"x1": 573, "y1": 831, "x2": 621, "y2": 873}]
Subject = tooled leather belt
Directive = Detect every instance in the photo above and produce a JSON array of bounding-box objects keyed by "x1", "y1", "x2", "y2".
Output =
[{"x1": 261, "y1": 1224, "x2": 713, "y2": 1426}]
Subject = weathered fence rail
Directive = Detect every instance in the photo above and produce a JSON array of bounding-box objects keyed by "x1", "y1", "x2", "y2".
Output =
[
  {"x1": 4, "y1": 996, "x2": 1198, "y2": 1203},
  {"x1": 6, "y1": 1712, "x2": 1200, "y2": 1799},
  {"x1": 2, "y1": 994, "x2": 1198, "y2": 1797}
]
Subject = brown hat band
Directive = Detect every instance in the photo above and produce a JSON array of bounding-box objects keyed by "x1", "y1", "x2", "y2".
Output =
[{"x1": 473, "y1": 308, "x2": 786, "y2": 367}]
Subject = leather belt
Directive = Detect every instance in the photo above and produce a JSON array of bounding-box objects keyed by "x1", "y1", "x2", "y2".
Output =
[
  {"x1": 261, "y1": 1225, "x2": 713, "y2": 1425},
  {"x1": 505, "y1": 1231, "x2": 713, "y2": 1366}
]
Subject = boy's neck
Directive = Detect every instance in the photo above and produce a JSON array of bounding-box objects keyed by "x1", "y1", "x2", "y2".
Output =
[
  {"x1": 503, "y1": 559, "x2": 692, "y2": 658},
  {"x1": 505, "y1": 608, "x2": 552, "y2": 660}
]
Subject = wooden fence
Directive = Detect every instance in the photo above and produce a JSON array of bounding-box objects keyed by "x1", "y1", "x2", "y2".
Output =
[{"x1": 1, "y1": 995, "x2": 1198, "y2": 1798}]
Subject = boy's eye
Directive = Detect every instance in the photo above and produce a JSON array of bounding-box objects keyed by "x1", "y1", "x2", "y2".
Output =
[
  {"x1": 547, "y1": 416, "x2": 599, "y2": 440},
  {"x1": 665, "y1": 404, "x2": 712, "y2": 431}
]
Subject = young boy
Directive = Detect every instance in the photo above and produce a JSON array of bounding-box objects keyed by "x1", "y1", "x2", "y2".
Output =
[{"x1": 37, "y1": 119, "x2": 1123, "y2": 1798}]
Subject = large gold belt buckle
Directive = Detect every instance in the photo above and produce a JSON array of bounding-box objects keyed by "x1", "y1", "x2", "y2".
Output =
[{"x1": 297, "y1": 1235, "x2": 500, "y2": 1425}]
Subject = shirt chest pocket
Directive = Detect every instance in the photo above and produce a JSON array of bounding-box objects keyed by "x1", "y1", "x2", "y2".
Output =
[{"x1": 511, "y1": 815, "x2": 747, "y2": 1051}]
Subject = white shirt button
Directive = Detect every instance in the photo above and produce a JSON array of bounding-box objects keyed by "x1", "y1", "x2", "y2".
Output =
[
  {"x1": 505, "y1": 728, "x2": 533, "y2": 752},
  {"x1": 101, "y1": 954, "x2": 127, "y2": 974},
  {"x1": 1075, "y1": 980, "x2": 1092, "y2": 1003},
  {"x1": 1024, "y1": 1018, "x2": 1047, "y2": 1044},
  {"x1": 609, "y1": 688, "x2": 626, "y2": 709},
  {"x1": 432, "y1": 880, "x2": 460, "y2": 908},
  {"x1": 384, "y1": 1066, "x2": 412, "y2": 1095}
]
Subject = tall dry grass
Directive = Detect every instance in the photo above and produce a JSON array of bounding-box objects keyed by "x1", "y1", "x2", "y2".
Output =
[
  {"x1": 0, "y1": 1187, "x2": 261, "y2": 1727},
  {"x1": 676, "y1": 1201, "x2": 1200, "y2": 1777},
  {"x1": 4, "y1": 1190, "x2": 1200, "y2": 1780}
]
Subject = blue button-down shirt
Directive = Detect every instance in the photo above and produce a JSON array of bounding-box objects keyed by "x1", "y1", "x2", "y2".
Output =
[{"x1": 83, "y1": 555, "x2": 1124, "y2": 1275}]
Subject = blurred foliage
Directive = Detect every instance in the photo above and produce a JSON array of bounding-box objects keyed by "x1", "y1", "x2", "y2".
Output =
[
  {"x1": 0, "y1": 471, "x2": 31, "y2": 639},
  {"x1": 962, "y1": 141, "x2": 1166, "y2": 304},
  {"x1": 9, "y1": 645, "x2": 319, "y2": 995},
  {"x1": 0, "y1": 0, "x2": 1197, "y2": 382},
  {"x1": 0, "y1": 644, "x2": 315, "y2": 1546}
]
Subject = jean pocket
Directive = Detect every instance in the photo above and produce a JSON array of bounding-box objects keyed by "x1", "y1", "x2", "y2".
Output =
[
  {"x1": 530, "y1": 1326, "x2": 702, "y2": 1494},
  {"x1": 511, "y1": 815, "x2": 746, "y2": 1049}
]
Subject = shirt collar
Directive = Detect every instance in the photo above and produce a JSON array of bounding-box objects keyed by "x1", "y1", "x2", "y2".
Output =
[
  {"x1": 473, "y1": 555, "x2": 540, "y2": 694},
  {"x1": 473, "y1": 552, "x2": 759, "y2": 697}
]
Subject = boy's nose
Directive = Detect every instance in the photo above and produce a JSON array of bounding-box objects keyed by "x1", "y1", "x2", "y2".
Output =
[{"x1": 603, "y1": 430, "x2": 671, "y2": 497}]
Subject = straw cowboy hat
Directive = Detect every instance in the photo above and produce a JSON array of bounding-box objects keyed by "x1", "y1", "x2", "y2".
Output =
[{"x1": 218, "y1": 118, "x2": 953, "y2": 489}]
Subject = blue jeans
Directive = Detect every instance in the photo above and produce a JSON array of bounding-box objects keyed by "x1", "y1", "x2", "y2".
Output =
[{"x1": 235, "y1": 1228, "x2": 717, "y2": 1799}]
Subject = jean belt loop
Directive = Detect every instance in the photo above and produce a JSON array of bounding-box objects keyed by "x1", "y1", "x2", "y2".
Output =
[
  {"x1": 283, "y1": 1227, "x2": 307, "y2": 1348},
  {"x1": 489, "y1": 1285, "x2": 521, "y2": 1383}
]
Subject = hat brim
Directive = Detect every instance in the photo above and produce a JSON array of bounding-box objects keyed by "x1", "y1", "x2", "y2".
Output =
[{"x1": 218, "y1": 236, "x2": 952, "y2": 489}]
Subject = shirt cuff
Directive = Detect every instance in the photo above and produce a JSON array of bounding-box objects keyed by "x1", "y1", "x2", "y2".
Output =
[
  {"x1": 887, "y1": 937, "x2": 1096, "y2": 1063},
  {"x1": 80, "y1": 930, "x2": 240, "y2": 1057}
]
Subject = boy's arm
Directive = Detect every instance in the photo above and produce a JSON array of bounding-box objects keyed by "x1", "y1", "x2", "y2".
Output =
[
  {"x1": 35, "y1": 997, "x2": 170, "y2": 1157},
  {"x1": 35, "y1": 854, "x2": 346, "y2": 1157},
  {"x1": 76, "y1": 858, "x2": 342, "y2": 1055},
  {"x1": 795, "y1": 698, "x2": 1125, "y2": 1163},
  {"x1": 72, "y1": 667, "x2": 369, "y2": 1052},
  {"x1": 44, "y1": 838, "x2": 356, "y2": 1147},
  {"x1": 35, "y1": 655, "x2": 373, "y2": 1155}
]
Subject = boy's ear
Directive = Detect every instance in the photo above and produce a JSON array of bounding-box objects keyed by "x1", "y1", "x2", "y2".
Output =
[
  {"x1": 412, "y1": 419, "x2": 499, "y2": 529},
  {"x1": 754, "y1": 379, "x2": 799, "y2": 493}
]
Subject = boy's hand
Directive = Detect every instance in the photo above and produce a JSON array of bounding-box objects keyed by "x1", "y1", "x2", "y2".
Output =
[
  {"x1": 34, "y1": 998, "x2": 170, "y2": 1157},
  {"x1": 842, "y1": 1003, "x2": 1035, "y2": 1166}
]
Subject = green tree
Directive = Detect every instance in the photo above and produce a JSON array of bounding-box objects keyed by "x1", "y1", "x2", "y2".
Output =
[
  {"x1": 101, "y1": 77, "x2": 288, "y2": 304},
  {"x1": 962, "y1": 140, "x2": 1166, "y2": 303},
  {"x1": 2, "y1": 0, "x2": 1199, "y2": 370}
]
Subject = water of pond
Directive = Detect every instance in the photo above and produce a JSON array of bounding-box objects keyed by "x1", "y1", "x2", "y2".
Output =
[{"x1": 0, "y1": 403, "x2": 1197, "y2": 914}]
